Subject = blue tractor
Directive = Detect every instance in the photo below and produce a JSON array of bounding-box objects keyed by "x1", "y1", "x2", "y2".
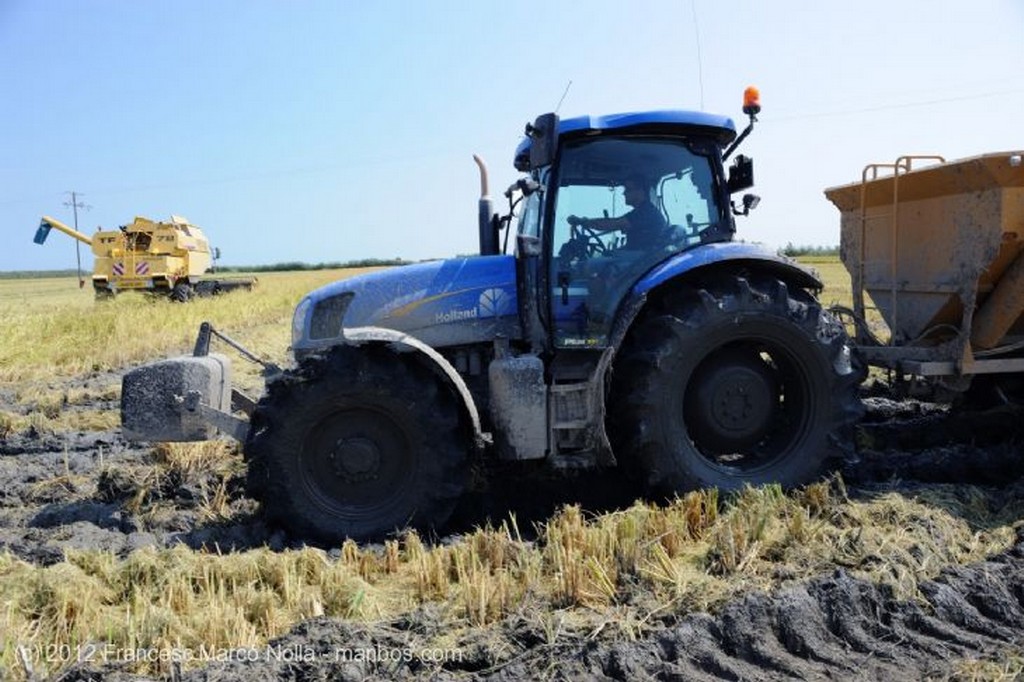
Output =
[{"x1": 122, "y1": 90, "x2": 863, "y2": 543}]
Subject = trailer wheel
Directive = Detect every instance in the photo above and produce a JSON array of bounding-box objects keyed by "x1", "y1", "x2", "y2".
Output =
[
  {"x1": 609, "y1": 275, "x2": 863, "y2": 493},
  {"x1": 245, "y1": 345, "x2": 467, "y2": 543}
]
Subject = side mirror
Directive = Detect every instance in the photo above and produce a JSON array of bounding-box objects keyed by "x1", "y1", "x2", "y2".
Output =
[
  {"x1": 526, "y1": 113, "x2": 559, "y2": 170},
  {"x1": 727, "y1": 154, "x2": 754, "y2": 193},
  {"x1": 731, "y1": 193, "x2": 761, "y2": 217},
  {"x1": 506, "y1": 177, "x2": 542, "y2": 198}
]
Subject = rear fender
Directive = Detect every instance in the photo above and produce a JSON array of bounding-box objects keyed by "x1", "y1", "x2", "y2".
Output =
[
  {"x1": 633, "y1": 242, "x2": 822, "y2": 296},
  {"x1": 605, "y1": 243, "x2": 823, "y2": 362},
  {"x1": 330, "y1": 327, "x2": 485, "y2": 449}
]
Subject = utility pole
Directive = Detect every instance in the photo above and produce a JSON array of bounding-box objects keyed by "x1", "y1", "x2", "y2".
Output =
[{"x1": 64, "y1": 191, "x2": 90, "y2": 288}]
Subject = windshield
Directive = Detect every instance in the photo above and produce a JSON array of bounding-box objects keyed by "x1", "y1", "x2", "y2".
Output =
[
  {"x1": 552, "y1": 137, "x2": 722, "y2": 246},
  {"x1": 548, "y1": 136, "x2": 724, "y2": 347}
]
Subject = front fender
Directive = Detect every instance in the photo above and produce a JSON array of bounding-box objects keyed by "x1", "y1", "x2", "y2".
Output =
[
  {"x1": 310, "y1": 326, "x2": 485, "y2": 450},
  {"x1": 633, "y1": 242, "x2": 822, "y2": 295}
]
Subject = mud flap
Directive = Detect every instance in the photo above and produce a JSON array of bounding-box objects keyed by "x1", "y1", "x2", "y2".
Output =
[{"x1": 121, "y1": 354, "x2": 233, "y2": 441}]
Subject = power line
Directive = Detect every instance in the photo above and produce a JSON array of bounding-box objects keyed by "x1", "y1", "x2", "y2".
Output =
[
  {"x1": 3, "y1": 86, "x2": 1020, "y2": 211},
  {"x1": 770, "y1": 88, "x2": 1024, "y2": 122}
]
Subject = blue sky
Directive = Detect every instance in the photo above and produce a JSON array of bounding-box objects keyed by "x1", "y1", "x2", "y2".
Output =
[{"x1": 2, "y1": 1, "x2": 1022, "y2": 272}]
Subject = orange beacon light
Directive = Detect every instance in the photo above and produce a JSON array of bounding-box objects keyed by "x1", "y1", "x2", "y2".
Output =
[{"x1": 743, "y1": 86, "x2": 761, "y2": 116}]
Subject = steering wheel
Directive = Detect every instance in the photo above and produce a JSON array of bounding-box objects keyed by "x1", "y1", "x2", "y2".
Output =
[{"x1": 572, "y1": 224, "x2": 609, "y2": 257}]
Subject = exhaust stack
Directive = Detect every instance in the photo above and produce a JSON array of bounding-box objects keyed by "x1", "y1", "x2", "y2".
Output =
[{"x1": 473, "y1": 154, "x2": 499, "y2": 256}]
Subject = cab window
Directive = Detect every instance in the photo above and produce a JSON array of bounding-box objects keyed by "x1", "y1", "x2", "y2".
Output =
[{"x1": 548, "y1": 136, "x2": 722, "y2": 347}]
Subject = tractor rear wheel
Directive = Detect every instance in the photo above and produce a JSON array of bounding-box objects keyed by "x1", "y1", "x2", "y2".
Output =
[
  {"x1": 245, "y1": 345, "x2": 467, "y2": 543},
  {"x1": 609, "y1": 275, "x2": 863, "y2": 493}
]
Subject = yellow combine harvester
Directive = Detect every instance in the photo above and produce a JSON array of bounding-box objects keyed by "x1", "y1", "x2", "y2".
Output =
[{"x1": 34, "y1": 214, "x2": 255, "y2": 300}]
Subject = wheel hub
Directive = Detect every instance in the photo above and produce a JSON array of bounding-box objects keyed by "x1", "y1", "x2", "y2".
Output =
[
  {"x1": 330, "y1": 437, "x2": 381, "y2": 482},
  {"x1": 688, "y1": 352, "x2": 777, "y2": 453}
]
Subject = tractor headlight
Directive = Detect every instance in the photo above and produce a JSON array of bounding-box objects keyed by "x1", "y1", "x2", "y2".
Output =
[
  {"x1": 291, "y1": 297, "x2": 312, "y2": 346},
  {"x1": 308, "y1": 293, "x2": 354, "y2": 341}
]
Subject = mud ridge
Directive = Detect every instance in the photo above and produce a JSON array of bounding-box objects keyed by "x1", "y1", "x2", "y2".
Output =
[{"x1": 845, "y1": 399, "x2": 1024, "y2": 486}]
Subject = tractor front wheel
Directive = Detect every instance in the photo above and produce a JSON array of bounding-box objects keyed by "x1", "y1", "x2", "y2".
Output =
[{"x1": 245, "y1": 345, "x2": 467, "y2": 543}]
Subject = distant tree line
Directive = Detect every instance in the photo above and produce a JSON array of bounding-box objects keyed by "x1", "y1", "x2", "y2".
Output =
[
  {"x1": 0, "y1": 269, "x2": 81, "y2": 279},
  {"x1": 0, "y1": 259, "x2": 413, "y2": 279},
  {"x1": 215, "y1": 258, "x2": 412, "y2": 273},
  {"x1": 778, "y1": 243, "x2": 840, "y2": 258}
]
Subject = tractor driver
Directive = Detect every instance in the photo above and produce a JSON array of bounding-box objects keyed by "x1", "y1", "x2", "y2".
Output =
[{"x1": 567, "y1": 175, "x2": 668, "y2": 251}]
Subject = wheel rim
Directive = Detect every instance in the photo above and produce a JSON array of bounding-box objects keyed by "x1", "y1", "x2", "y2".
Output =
[
  {"x1": 299, "y1": 407, "x2": 417, "y2": 520},
  {"x1": 683, "y1": 339, "x2": 813, "y2": 473}
]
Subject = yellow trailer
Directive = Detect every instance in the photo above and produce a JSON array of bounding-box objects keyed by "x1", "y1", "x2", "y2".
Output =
[
  {"x1": 34, "y1": 214, "x2": 255, "y2": 300},
  {"x1": 825, "y1": 151, "x2": 1024, "y2": 396}
]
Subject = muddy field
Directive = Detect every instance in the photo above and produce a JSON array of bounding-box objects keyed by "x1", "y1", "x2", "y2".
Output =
[{"x1": 2, "y1": 372, "x2": 1023, "y2": 681}]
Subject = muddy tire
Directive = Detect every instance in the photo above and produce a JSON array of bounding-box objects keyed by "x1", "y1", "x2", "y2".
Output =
[
  {"x1": 961, "y1": 373, "x2": 1024, "y2": 408},
  {"x1": 609, "y1": 275, "x2": 863, "y2": 493},
  {"x1": 170, "y1": 282, "x2": 193, "y2": 302},
  {"x1": 245, "y1": 345, "x2": 467, "y2": 543}
]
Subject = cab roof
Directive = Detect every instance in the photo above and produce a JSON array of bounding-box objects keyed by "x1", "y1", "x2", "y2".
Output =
[{"x1": 514, "y1": 109, "x2": 737, "y2": 169}]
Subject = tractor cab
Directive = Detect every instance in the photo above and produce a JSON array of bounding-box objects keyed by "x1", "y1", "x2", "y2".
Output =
[{"x1": 510, "y1": 109, "x2": 748, "y2": 349}]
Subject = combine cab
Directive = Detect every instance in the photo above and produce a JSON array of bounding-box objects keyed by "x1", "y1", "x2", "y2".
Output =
[{"x1": 34, "y1": 214, "x2": 256, "y2": 300}]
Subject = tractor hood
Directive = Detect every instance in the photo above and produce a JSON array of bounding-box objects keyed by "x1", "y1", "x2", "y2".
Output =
[{"x1": 292, "y1": 255, "x2": 520, "y2": 352}]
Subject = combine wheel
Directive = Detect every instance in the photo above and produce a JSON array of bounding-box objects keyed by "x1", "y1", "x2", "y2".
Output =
[
  {"x1": 609, "y1": 275, "x2": 863, "y2": 493},
  {"x1": 245, "y1": 345, "x2": 467, "y2": 543},
  {"x1": 170, "y1": 282, "x2": 193, "y2": 302}
]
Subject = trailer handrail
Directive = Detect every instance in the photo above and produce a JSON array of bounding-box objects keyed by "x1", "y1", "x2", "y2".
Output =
[{"x1": 857, "y1": 155, "x2": 946, "y2": 345}]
